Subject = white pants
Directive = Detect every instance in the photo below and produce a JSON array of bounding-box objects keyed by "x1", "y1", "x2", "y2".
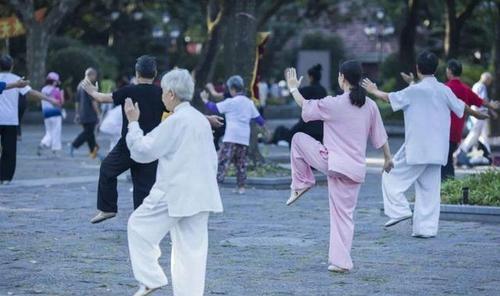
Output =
[
  {"x1": 40, "y1": 116, "x2": 62, "y2": 151},
  {"x1": 382, "y1": 146, "x2": 441, "y2": 236},
  {"x1": 460, "y1": 115, "x2": 490, "y2": 153},
  {"x1": 128, "y1": 196, "x2": 209, "y2": 296}
]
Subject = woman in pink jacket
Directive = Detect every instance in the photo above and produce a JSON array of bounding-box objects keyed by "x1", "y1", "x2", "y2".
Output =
[{"x1": 284, "y1": 60, "x2": 393, "y2": 272}]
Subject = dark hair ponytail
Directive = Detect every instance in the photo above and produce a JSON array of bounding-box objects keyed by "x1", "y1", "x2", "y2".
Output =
[{"x1": 339, "y1": 60, "x2": 366, "y2": 107}]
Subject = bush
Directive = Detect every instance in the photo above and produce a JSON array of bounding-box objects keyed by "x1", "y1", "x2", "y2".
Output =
[
  {"x1": 441, "y1": 170, "x2": 500, "y2": 206},
  {"x1": 48, "y1": 47, "x2": 100, "y2": 90}
]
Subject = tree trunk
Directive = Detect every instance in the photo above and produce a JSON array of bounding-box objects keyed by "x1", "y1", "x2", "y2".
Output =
[
  {"x1": 193, "y1": 0, "x2": 227, "y2": 111},
  {"x1": 223, "y1": 0, "x2": 263, "y2": 164},
  {"x1": 444, "y1": 0, "x2": 481, "y2": 59},
  {"x1": 444, "y1": 0, "x2": 459, "y2": 59},
  {"x1": 398, "y1": 0, "x2": 419, "y2": 88},
  {"x1": 26, "y1": 25, "x2": 49, "y2": 89},
  {"x1": 491, "y1": 2, "x2": 500, "y2": 137}
]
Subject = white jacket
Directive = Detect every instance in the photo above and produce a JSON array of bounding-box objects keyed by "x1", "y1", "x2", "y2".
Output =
[{"x1": 126, "y1": 102, "x2": 223, "y2": 217}]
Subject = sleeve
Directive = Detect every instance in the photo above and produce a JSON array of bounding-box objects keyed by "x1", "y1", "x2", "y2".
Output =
[
  {"x1": 126, "y1": 119, "x2": 180, "y2": 164},
  {"x1": 0, "y1": 82, "x2": 5, "y2": 94},
  {"x1": 205, "y1": 101, "x2": 219, "y2": 113},
  {"x1": 112, "y1": 87, "x2": 127, "y2": 106},
  {"x1": 369, "y1": 102, "x2": 388, "y2": 149},
  {"x1": 387, "y1": 87, "x2": 411, "y2": 112},
  {"x1": 301, "y1": 96, "x2": 333, "y2": 122},
  {"x1": 252, "y1": 115, "x2": 265, "y2": 126},
  {"x1": 216, "y1": 99, "x2": 231, "y2": 114},
  {"x1": 467, "y1": 88, "x2": 484, "y2": 108},
  {"x1": 444, "y1": 87, "x2": 465, "y2": 118},
  {"x1": 19, "y1": 85, "x2": 31, "y2": 96},
  {"x1": 250, "y1": 102, "x2": 260, "y2": 118}
]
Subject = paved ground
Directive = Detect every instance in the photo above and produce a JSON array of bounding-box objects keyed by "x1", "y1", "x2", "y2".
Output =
[{"x1": 0, "y1": 125, "x2": 499, "y2": 296}]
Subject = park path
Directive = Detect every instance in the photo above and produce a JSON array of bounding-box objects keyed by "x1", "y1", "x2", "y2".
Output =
[{"x1": 0, "y1": 125, "x2": 498, "y2": 295}]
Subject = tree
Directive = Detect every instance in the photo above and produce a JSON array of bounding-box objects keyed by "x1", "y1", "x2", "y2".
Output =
[
  {"x1": 7, "y1": 0, "x2": 80, "y2": 89},
  {"x1": 399, "y1": 0, "x2": 420, "y2": 79},
  {"x1": 193, "y1": 0, "x2": 228, "y2": 111},
  {"x1": 444, "y1": 0, "x2": 482, "y2": 59}
]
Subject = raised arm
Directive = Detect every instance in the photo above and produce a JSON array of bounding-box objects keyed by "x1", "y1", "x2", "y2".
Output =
[
  {"x1": 81, "y1": 79, "x2": 113, "y2": 103},
  {"x1": 4, "y1": 78, "x2": 30, "y2": 91},
  {"x1": 26, "y1": 89, "x2": 61, "y2": 106},
  {"x1": 124, "y1": 98, "x2": 178, "y2": 163},
  {"x1": 284, "y1": 67, "x2": 305, "y2": 107},
  {"x1": 465, "y1": 105, "x2": 489, "y2": 120},
  {"x1": 361, "y1": 78, "x2": 389, "y2": 103}
]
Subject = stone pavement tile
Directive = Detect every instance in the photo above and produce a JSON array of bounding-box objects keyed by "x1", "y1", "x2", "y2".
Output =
[{"x1": 0, "y1": 125, "x2": 498, "y2": 295}]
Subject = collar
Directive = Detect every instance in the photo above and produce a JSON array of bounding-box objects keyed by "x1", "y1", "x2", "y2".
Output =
[{"x1": 174, "y1": 101, "x2": 190, "y2": 112}]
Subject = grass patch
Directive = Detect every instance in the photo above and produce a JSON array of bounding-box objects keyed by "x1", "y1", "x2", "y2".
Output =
[
  {"x1": 226, "y1": 163, "x2": 290, "y2": 178},
  {"x1": 441, "y1": 170, "x2": 500, "y2": 206}
]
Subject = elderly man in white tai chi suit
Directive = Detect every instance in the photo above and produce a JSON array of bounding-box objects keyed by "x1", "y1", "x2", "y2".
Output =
[{"x1": 124, "y1": 68, "x2": 223, "y2": 296}]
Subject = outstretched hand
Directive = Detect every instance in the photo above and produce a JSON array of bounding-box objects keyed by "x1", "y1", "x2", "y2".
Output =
[
  {"x1": 400, "y1": 72, "x2": 415, "y2": 85},
  {"x1": 200, "y1": 90, "x2": 210, "y2": 103},
  {"x1": 14, "y1": 77, "x2": 30, "y2": 88},
  {"x1": 81, "y1": 78, "x2": 98, "y2": 95},
  {"x1": 124, "y1": 97, "x2": 140, "y2": 122},
  {"x1": 361, "y1": 78, "x2": 378, "y2": 94},
  {"x1": 207, "y1": 115, "x2": 224, "y2": 128},
  {"x1": 284, "y1": 67, "x2": 303, "y2": 90}
]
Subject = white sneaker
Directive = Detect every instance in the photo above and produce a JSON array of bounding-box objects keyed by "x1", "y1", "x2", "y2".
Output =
[
  {"x1": 133, "y1": 284, "x2": 160, "y2": 296},
  {"x1": 411, "y1": 233, "x2": 435, "y2": 239},
  {"x1": 90, "y1": 211, "x2": 117, "y2": 224},
  {"x1": 328, "y1": 265, "x2": 349, "y2": 273},
  {"x1": 0, "y1": 180, "x2": 11, "y2": 185},
  {"x1": 384, "y1": 214, "x2": 412, "y2": 227},
  {"x1": 286, "y1": 187, "x2": 312, "y2": 206}
]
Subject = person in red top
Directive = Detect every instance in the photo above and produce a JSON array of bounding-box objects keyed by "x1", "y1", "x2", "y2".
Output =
[{"x1": 443, "y1": 59, "x2": 499, "y2": 180}]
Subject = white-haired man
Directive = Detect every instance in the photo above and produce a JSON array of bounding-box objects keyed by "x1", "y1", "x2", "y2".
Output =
[
  {"x1": 458, "y1": 72, "x2": 497, "y2": 163},
  {"x1": 124, "y1": 68, "x2": 223, "y2": 296}
]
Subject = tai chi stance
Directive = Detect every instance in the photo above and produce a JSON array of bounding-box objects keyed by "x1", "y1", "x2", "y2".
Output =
[
  {"x1": 125, "y1": 69, "x2": 223, "y2": 296},
  {"x1": 362, "y1": 50, "x2": 488, "y2": 238},
  {"x1": 71, "y1": 68, "x2": 100, "y2": 159},
  {"x1": 201, "y1": 75, "x2": 265, "y2": 194},
  {"x1": 38, "y1": 72, "x2": 65, "y2": 156},
  {"x1": 285, "y1": 61, "x2": 393, "y2": 272}
]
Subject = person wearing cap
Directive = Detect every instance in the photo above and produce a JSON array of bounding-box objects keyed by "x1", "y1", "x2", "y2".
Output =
[
  {"x1": 37, "y1": 72, "x2": 65, "y2": 156},
  {"x1": 0, "y1": 54, "x2": 60, "y2": 185},
  {"x1": 83, "y1": 55, "x2": 224, "y2": 224},
  {"x1": 201, "y1": 75, "x2": 265, "y2": 195},
  {"x1": 71, "y1": 67, "x2": 101, "y2": 159}
]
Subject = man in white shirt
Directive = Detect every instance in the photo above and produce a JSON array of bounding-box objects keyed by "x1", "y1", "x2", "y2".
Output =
[
  {"x1": 362, "y1": 51, "x2": 488, "y2": 238},
  {"x1": 0, "y1": 55, "x2": 59, "y2": 184},
  {"x1": 124, "y1": 69, "x2": 223, "y2": 296},
  {"x1": 459, "y1": 72, "x2": 495, "y2": 160}
]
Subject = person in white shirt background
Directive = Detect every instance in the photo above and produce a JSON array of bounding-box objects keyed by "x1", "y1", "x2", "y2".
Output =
[
  {"x1": 201, "y1": 75, "x2": 266, "y2": 195},
  {"x1": 125, "y1": 68, "x2": 223, "y2": 296},
  {"x1": 458, "y1": 72, "x2": 496, "y2": 164},
  {"x1": 38, "y1": 72, "x2": 65, "y2": 156},
  {"x1": 361, "y1": 50, "x2": 488, "y2": 238},
  {"x1": 0, "y1": 54, "x2": 60, "y2": 185}
]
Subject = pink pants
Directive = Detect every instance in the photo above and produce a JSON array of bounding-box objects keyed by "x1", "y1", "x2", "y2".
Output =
[{"x1": 291, "y1": 133, "x2": 361, "y2": 270}]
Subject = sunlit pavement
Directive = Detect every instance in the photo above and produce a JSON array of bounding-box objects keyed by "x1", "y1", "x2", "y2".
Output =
[{"x1": 0, "y1": 125, "x2": 498, "y2": 295}]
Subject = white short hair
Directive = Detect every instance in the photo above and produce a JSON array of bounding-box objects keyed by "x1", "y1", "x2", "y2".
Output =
[{"x1": 161, "y1": 68, "x2": 194, "y2": 102}]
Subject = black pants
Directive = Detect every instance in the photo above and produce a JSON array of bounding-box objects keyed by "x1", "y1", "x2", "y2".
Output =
[
  {"x1": 97, "y1": 139, "x2": 158, "y2": 212},
  {"x1": 0, "y1": 125, "x2": 18, "y2": 181},
  {"x1": 72, "y1": 123, "x2": 97, "y2": 151},
  {"x1": 17, "y1": 94, "x2": 27, "y2": 137},
  {"x1": 442, "y1": 141, "x2": 458, "y2": 181}
]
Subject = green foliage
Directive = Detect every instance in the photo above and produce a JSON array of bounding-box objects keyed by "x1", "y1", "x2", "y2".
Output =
[
  {"x1": 441, "y1": 171, "x2": 500, "y2": 206},
  {"x1": 48, "y1": 37, "x2": 119, "y2": 89},
  {"x1": 227, "y1": 163, "x2": 290, "y2": 178},
  {"x1": 48, "y1": 47, "x2": 99, "y2": 90}
]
